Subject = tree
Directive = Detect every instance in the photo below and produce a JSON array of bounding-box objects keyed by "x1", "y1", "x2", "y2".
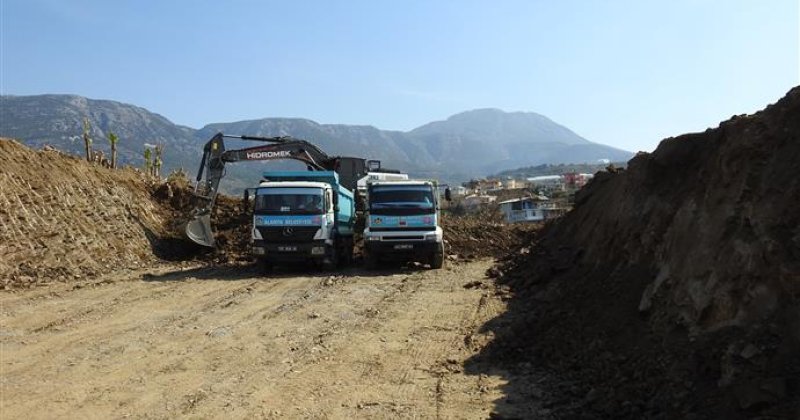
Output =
[
  {"x1": 107, "y1": 132, "x2": 119, "y2": 169},
  {"x1": 153, "y1": 144, "x2": 164, "y2": 178},
  {"x1": 144, "y1": 148, "x2": 152, "y2": 176},
  {"x1": 82, "y1": 118, "x2": 93, "y2": 162}
]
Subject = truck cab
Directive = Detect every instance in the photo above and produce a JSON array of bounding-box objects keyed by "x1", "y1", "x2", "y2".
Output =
[
  {"x1": 363, "y1": 180, "x2": 445, "y2": 269},
  {"x1": 250, "y1": 171, "x2": 355, "y2": 271}
]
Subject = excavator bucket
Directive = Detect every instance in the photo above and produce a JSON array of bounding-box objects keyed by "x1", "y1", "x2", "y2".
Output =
[{"x1": 185, "y1": 213, "x2": 215, "y2": 247}]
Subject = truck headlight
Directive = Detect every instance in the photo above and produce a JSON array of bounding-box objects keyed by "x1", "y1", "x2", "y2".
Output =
[
  {"x1": 252, "y1": 247, "x2": 266, "y2": 255},
  {"x1": 311, "y1": 246, "x2": 326, "y2": 255},
  {"x1": 366, "y1": 236, "x2": 381, "y2": 241},
  {"x1": 424, "y1": 233, "x2": 439, "y2": 242}
]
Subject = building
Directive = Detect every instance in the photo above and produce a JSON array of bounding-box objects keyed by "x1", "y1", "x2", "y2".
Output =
[
  {"x1": 438, "y1": 184, "x2": 469, "y2": 198},
  {"x1": 498, "y1": 196, "x2": 568, "y2": 223},
  {"x1": 463, "y1": 194, "x2": 497, "y2": 210},
  {"x1": 502, "y1": 178, "x2": 521, "y2": 189},
  {"x1": 563, "y1": 172, "x2": 594, "y2": 189},
  {"x1": 451, "y1": 185, "x2": 468, "y2": 196},
  {"x1": 526, "y1": 175, "x2": 565, "y2": 192},
  {"x1": 525, "y1": 173, "x2": 595, "y2": 193},
  {"x1": 475, "y1": 179, "x2": 502, "y2": 193}
]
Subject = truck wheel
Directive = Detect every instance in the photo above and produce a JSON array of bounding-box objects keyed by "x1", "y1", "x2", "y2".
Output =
[
  {"x1": 365, "y1": 251, "x2": 379, "y2": 270},
  {"x1": 258, "y1": 258, "x2": 273, "y2": 274},
  {"x1": 430, "y1": 245, "x2": 444, "y2": 269},
  {"x1": 323, "y1": 246, "x2": 339, "y2": 271},
  {"x1": 343, "y1": 240, "x2": 354, "y2": 266}
]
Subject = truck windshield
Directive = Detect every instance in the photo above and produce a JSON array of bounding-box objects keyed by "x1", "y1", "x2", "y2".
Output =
[
  {"x1": 370, "y1": 185, "x2": 435, "y2": 215},
  {"x1": 255, "y1": 187, "x2": 324, "y2": 215}
]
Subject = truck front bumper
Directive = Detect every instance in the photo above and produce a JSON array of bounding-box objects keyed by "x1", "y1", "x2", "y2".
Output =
[
  {"x1": 251, "y1": 239, "x2": 332, "y2": 262},
  {"x1": 364, "y1": 240, "x2": 441, "y2": 260},
  {"x1": 363, "y1": 227, "x2": 443, "y2": 261}
]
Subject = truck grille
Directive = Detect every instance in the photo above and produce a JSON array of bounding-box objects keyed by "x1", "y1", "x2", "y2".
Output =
[
  {"x1": 369, "y1": 226, "x2": 436, "y2": 232},
  {"x1": 257, "y1": 226, "x2": 319, "y2": 242},
  {"x1": 382, "y1": 235, "x2": 425, "y2": 241}
]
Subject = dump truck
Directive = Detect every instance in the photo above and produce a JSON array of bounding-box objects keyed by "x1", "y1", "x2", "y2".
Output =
[
  {"x1": 362, "y1": 180, "x2": 448, "y2": 269},
  {"x1": 249, "y1": 171, "x2": 355, "y2": 270},
  {"x1": 186, "y1": 133, "x2": 370, "y2": 269}
]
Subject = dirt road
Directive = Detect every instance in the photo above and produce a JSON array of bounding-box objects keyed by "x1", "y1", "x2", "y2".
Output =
[{"x1": 0, "y1": 260, "x2": 541, "y2": 419}]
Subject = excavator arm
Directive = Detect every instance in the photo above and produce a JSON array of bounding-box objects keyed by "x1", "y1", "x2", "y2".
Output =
[{"x1": 186, "y1": 132, "x2": 368, "y2": 247}]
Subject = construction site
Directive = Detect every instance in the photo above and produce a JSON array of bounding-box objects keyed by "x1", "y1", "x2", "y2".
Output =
[{"x1": 1, "y1": 86, "x2": 799, "y2": 419}]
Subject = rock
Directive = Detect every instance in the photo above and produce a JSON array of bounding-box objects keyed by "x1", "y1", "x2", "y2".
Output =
[
  {"x1": 739, "y1": 343, "x2": 759, "y2": 359},
  {"x1": 760, "y1": 377, "x2": 786, "y2": 399},
  {"x1": 585, "y1": 388, "x2": 599, "y2": 403},
  {"x1": 463, "y1": 280, "x2": 484, "y2": 289},
  {"x1": 206, "y1": 326, "x2": 232, "y2": 338},
  {"x1": 734, "y1": 382, "x2": 776, "y2": 409}
]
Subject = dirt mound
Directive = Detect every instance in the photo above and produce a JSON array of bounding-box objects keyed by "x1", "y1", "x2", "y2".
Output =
[
  {"x1": 151, "y1": 179, "x2": 251, "y2": 263},
  {"x1": 481, "y1": 87, "x2": 800, "y2": 418},
  {"x1": 0, "y1": 138, "x2": 258, "y2": 289},
  {"x1": 442, "y1": 209, "x2": 539, "y2": 260},
  {"x1": 0, "y1": 138, "x2": 181, "y2": 288}
]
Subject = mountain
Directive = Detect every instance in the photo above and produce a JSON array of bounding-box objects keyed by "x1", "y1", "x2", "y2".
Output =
[
  {"x1": 199, "y1": 109, "x2": 633, "y2": 182},
  {"x1": 0, "y1": 94, "x2": 633, "y2": 189},
  {"x1": 0, "y1": 94, "x2": 200, "y2": 172},
  {"x1": 407, "y1": 108, "x2": 631, "y2": 175}
]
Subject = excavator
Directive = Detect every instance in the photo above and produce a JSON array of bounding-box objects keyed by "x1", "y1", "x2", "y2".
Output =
[{"x1": 185, "y1": 132, "x2": 371, "y2": 249}]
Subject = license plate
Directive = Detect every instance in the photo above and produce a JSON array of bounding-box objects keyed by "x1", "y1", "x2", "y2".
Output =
[
  {"x1": 394, "y1": 244, "x2": 413, "y2": 250},
  {"x1": 278, "y1": 246, "x2": 298, "y2": 252}
]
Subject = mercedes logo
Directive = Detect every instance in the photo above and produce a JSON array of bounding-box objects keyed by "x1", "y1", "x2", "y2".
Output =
[{"x1": 282, "y1": 227, "x2": 294, "y2": 237}]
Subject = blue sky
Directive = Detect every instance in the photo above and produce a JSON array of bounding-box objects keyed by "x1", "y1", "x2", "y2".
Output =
[{"x1": 2, "y1": 0, "x2": 798, "y2": 152}]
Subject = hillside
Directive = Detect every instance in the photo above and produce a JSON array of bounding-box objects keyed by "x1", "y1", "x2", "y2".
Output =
[
  {"x1": 1, "y1": 94, "x2": 633, "y2": 188},
  {"x1": 0, "y1": 138, "x2": 172, "y2": 287},
  {"x1": 492, "y1": 161, "x2": 628, "y2": 179},
  {"x1": 0, "y1": 94, "x2": 200, "y2": 173}
]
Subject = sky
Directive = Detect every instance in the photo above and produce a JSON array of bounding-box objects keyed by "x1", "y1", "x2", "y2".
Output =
[{"x1": 1, "y1": 0, "x2": 798, "y2": 152}]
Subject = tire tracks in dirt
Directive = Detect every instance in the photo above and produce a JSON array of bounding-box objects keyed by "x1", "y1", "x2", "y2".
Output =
[{"x1": 0, "y1": 260, "x2": 521, "y2": 419}]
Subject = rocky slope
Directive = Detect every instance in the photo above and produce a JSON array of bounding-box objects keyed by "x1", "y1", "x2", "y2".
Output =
[
  {"x1": 481, "y1": 87, "x2": 800, "y2": 419},
  {"x1": 0, "y1": 138, "x2": 174, "y2": 288}
]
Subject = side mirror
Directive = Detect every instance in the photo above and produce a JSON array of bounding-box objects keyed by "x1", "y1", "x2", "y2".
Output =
[
  {"x1": 444, "y1": 187, "x2": 452, "y2": 202},
  {"x1": 243, "y1": 189, "x2": 250, "y2": 215}
]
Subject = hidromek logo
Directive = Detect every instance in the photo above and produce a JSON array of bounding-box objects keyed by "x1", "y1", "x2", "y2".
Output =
[{"x1": 246, "y1": 150, "x2": 292, "y2": 159}]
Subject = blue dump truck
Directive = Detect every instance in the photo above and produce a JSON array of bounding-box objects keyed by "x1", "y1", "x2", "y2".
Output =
[
  {"x1": 362, "y1": 180, "x2": 446, "y2": 269},
  {"x1": 186, "y1": 133, "x2": 370, "y2": 272},
  {"x1": 249, "y1": 171, "x2": 355, "y2": 271}
]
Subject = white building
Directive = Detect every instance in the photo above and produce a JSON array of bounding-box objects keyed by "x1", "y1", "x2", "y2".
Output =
[
  {"x1": 498, "y1": 196, "x2": 566, "y2": 223},
  {"x1": 526, "y1": 175, "x2": 565, "y2": 191},
  {"x1": 463, "y1": 194, "x2": 496, "y2": 210}
]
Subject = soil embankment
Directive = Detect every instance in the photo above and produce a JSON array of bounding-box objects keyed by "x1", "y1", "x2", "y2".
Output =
[
  {"x1": 0, "y1": 139, "x2": 182, "y2": 288},
  {"x1": 478, "y1": 87, "x2": 800, "y2": 418}
]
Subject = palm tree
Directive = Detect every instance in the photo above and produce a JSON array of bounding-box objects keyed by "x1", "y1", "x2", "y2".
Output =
[
  {"x1": 153, "y1": 144, "x2": 164, "y2": 178},
  {"x1": 144, "y1": 148, "x2": 152, "y2": 176},
  {"x1": 82, "y1": 118, "x2": 92, "y2": 162},
  {"x1": 107, "y1": 132, "x2": 119, "y2": 169}
]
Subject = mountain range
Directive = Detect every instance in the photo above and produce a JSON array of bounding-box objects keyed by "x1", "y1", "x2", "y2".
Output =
[{"x1": 0, "y1": 94, "x2": 633, "y2": 191}]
